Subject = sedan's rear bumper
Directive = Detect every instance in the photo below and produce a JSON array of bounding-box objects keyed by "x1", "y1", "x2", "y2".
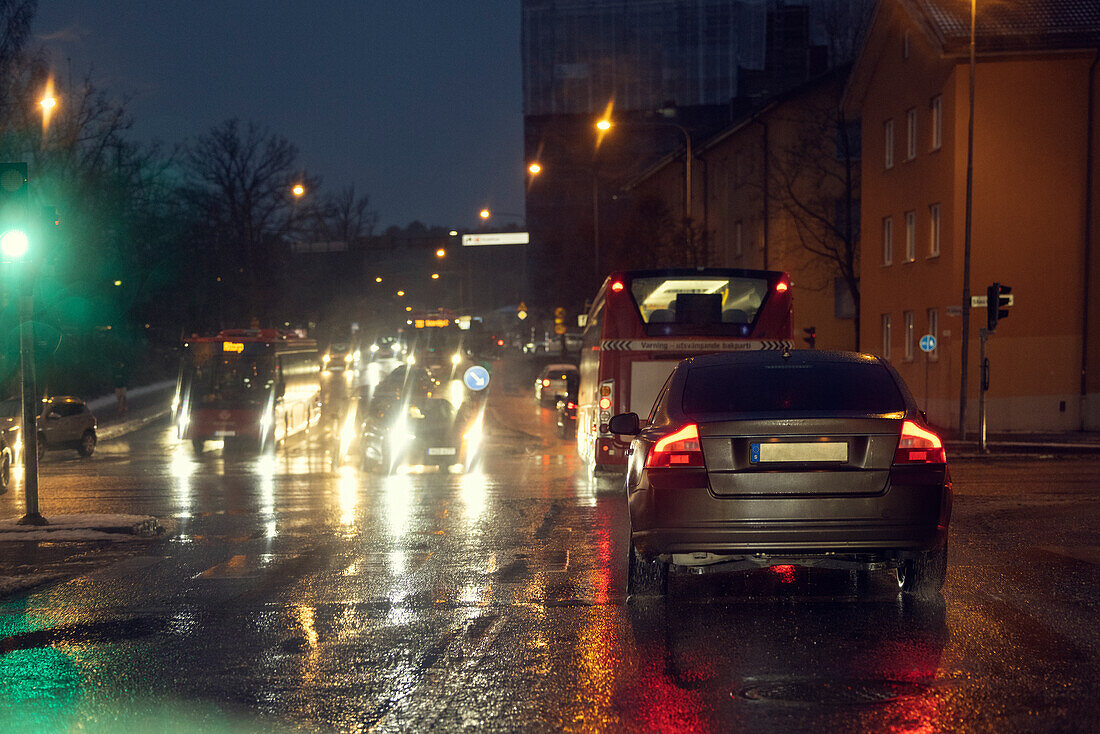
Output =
[{"x1": 630, "y1": 469, "x2": 951, "y2": 559}]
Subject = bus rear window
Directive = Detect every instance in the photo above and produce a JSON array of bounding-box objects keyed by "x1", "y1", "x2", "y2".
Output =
[{"x1": 630, "y1": 276, "x2": 768, "y2": 327}]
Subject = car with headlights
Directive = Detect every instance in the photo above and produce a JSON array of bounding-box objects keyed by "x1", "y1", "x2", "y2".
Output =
[
  {"x1": 609, "y1": 350, "x2": 951, "y2": 599},
  {"x1": 321, "y1": 342, "x2": 357, "y2": 372},
  {"x1": 535, "y1": 363, "x2": 578, "y2": 406},
  {"x1": 360, "y1": 365, "x2": 483, "y2": 473}
]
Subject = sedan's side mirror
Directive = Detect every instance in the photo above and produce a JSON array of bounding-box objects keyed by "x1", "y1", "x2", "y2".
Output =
[{"x1": 608, "y1": 412, "x2": 640, "y2": 436}]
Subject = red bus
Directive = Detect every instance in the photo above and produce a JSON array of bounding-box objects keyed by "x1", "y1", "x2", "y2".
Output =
[
  {"x1": 175, "y1": 329, "x2": 321, "y2": 452},
  {"x1": 578, "y1": 268, "x2": 793, "y2": 475}
]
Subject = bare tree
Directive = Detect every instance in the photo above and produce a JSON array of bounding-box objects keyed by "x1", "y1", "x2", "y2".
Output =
[
  {"x1": 313, "y1": 184, "x2": 377, "y2": 245},
  {"x1": 769, "y1": 91, "x2": 861, "y2": 346},
  {"x1": 184, "y1": 119, "x2": 319, "y2": 322}
]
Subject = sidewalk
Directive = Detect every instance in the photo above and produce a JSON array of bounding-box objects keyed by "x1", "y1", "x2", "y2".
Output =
[
  {"x1": 87, "y1": 379, "x2": 175, "y2": 440},
  {"x1": 945, "y1": 430, "x2": 1100, "y2": 458}
]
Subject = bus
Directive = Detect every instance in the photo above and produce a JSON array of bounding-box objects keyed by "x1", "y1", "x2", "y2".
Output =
[
  {"x1": 578, "y1": 268, "x2": 793, "y2": 475},
  {"x1": 175, "y1": 329, "x2": 321, "y2": 452}
]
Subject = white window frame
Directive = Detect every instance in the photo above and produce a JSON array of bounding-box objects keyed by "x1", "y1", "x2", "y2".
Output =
[
  {"x1": 884, "y1": 119, "x2": 894, "y2": 169},
  {"x1": 929, "y1": 203, "x2": 941, "y2": 257},
  {"x1": 930, "y1": 95, "x2": 943, "y2": 151},
  {"x1": 905, "y1": 210, "x2": 916, "y2": 262},
  {"x1": 881, "y1": 313, "x2": 892, "y2": 360},
  {"x1": 927, "y1": 308, "x2": 939, "y2": 361},
  {"x1": 882, "y1": 216, "x2": 893, "y2": 266},
  {"x1": 906, "y1": 108, "x2": 917, "y2": 160},
  {"x1": 903, "y1": 311, "x2": 915, "y2": 362}
]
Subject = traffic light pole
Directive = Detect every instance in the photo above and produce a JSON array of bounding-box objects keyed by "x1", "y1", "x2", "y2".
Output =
[
  {"x1": 17, "y1": 290, "x2": 44, "y2": 525},
  {"x1": 978, "y1": 328, "x2": 990, "y2": 454}
]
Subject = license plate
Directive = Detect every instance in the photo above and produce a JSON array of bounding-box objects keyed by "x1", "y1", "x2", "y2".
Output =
[
  {"x1": 214, "y1": 430, "x2": 237, "y2": 437},
  {"x1": 427, "y1": 447, "x2": 456, "y2": 456},
  {"x1": 751, "y1": 442, "x2": 848, "y2": 463}
]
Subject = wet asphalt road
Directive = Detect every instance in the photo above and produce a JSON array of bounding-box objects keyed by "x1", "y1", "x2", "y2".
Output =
[{"x1": 0, "y1": 360, "x2": 1098, "y2": 732}]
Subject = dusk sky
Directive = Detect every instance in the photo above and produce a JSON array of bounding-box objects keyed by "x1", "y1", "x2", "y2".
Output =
[{"x1": 33, "y1": 1, "x2": 526, "y2": 232}]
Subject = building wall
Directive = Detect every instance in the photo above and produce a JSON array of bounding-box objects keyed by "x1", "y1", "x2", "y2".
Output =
[
  {"x1": 857, "y1": 1, "x2": 1100, "y2": 432},
  {"x1": 630, "y1": 73, "x2": 860, "y2": 350}
]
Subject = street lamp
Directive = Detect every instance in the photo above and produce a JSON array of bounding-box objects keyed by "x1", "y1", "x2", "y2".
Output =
[
  {"x1": 599, "y1": 115, "x2": 693, "y2": 222},
  {"x1": 479, "y1": 208, "x2": 491, "y2": 220},
  {"x1": 435, "y1": 248, "x2": 446, "y2": 258},
  {"x1": 527, "y1": 162, "x2": 542, "y2": 175},
  {"x1": 291, "y1": 183, "x2": 305, "y2": 198}
]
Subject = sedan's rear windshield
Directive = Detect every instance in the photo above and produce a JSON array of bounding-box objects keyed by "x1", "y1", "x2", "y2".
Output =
[{"x1": 682, "y1": 361, "x2": 905, "y2": 415}]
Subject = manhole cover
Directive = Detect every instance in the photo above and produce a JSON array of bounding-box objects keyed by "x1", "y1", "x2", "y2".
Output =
[{"x1": 739, "y1": 679, "x2": 925, "y2": 706}]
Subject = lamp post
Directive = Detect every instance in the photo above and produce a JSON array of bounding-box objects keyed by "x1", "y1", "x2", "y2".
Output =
[
  {"x1": 597, "y1": 116, "x2": 694, "y2": 223},
  {"x1": 959, "y1": 0, "x2": 977, "y2": 439}
]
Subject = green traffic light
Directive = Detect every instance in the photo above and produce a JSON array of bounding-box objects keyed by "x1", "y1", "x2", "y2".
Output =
[{"x1": 0, "y1": 229, "x2": 28, "y2": 259}]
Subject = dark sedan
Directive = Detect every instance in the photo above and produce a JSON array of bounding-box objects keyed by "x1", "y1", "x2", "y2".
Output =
[{"x1": 609, "y1": 350, "x2": 951, "y2": 599}]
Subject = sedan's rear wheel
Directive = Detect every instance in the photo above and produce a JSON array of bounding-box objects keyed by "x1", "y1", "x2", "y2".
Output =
[
  {"x1": 627, "y1": 540, "x2": 668, "y2": 599},
  {"x1": 896, "y1": 543, "x2": 948, "y2": 598}
]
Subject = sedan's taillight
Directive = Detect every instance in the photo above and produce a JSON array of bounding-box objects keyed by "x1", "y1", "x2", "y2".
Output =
[
  {"x1": 645, "y1": 424, "x2": 705, "y2": 468},
  {"x1": 893, "y1": 420, "x2": 946, "y2": 464}
]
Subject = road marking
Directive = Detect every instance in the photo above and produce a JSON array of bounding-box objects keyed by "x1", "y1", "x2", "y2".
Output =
[{"x1": 196, "y1": 554, "x2": 251, "y2": 579}]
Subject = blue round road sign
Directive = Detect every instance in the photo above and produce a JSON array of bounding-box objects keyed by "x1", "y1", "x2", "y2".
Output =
[
  {"x1": 919, "y1": 335, "x2": 937, "y2": 352},
  {"x1": 463, "y1": 365, "x2": 490, "y2": 391}
]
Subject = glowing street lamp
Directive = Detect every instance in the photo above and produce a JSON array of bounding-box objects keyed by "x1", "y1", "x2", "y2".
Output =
[
  {"x1": 396, "y1": 290, "x2": 405, "y2": 297},
  {"x1": 291, "y1": 183, "x2": 305, "y2": 198},
  {"x1": 595, "y1": 119, "x2": 611, "y2": 131},
  {"x1": 431, "y1": 273, "x2": 440, "y2": 280},
  {"x1": 435, "y1": 248, "x2": 446, "y2": 258},
  {"x1": 479, "y1": 209, "x2": 491, "y2": 220},
  {"x1": 527, "y1": 162, "x2": 542, "y2": 175},
  {"x1": 375, "y1": 276, "x2": 383, "y2": 283}
]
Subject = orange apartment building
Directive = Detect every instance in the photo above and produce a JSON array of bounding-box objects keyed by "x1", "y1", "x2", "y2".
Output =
[
  {"x1": 844, "y1": 0, "x2": 1100, "y2": 432},
  {"x1": 626, "y1": 69, "x2": 861, "y2": 351}
]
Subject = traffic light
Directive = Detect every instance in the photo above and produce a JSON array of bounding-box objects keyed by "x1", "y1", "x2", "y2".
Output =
[
  {"x1": 986, "y1": 282, "x2": 1012, "y2": 331},
  {"x1": 0, "y1": 162, "x2": 29, "y2": 260},
  {"x1": 803, "y1": 326, "x2": 816, "y2": 348}
]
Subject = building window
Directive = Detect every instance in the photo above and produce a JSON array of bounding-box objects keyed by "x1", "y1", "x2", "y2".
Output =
[
  {"x1": 734, "y1": 220, "x2": 743, "y2": 257},
  {"x1": 904, "y1": 311, "x2": 915, "y2": 361},
  {"x1": 930, "y1": 95, "x2": 943, "y2": 151},
  {"x1": 881, "y1": 314, "x2": 892, "y2": 360},
  {"x1": 929, "y1": 203, "x2": 941, "y2": 257},
  {"x1": 906, "y1": 108, "x2": 917, "y2": 160},
  {"x1": 882, "y1": 216, "x2": 893, "y2": 266},
  {"x1": 884, "y1": 120, "x2": 894, "y2": 169},
  {"x1": 905, "y1": 210, "x2": 916, "y2": 262},
  {"x1": 927, "y1": 308, "x2": 939, "y2": 361}
]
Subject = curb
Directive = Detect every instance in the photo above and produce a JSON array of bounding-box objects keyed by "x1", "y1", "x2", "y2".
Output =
[
  {"x1": 98, "y1": 408, "x2": 171, "y2": 441},
  {"x1": 0, "y1": 514, "x2": 164, "y2": 540}
]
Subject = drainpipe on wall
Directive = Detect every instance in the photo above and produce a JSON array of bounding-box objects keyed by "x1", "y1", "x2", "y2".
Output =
[{"x1": 1083, "y1": 50, "x2": 1098, "y2": 430}]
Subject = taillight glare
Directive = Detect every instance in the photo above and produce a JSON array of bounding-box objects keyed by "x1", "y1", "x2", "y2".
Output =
[
  {"x1": 646, "y1": 423, "x2": 705, "y2": 468},
  {"x1": 894, "y1": 420, "x2": 946, "y2": 464}
]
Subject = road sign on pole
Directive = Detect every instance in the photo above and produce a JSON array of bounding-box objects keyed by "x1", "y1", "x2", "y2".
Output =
[{"x1": 919, "y1": 334, "x2": 937, "y2": 353}]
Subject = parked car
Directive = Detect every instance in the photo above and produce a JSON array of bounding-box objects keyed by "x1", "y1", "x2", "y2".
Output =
[
  {"x1": 0, "y1": 396, "x2": 99, "y2": 463},
  {"x1": 555, "y1": 371, "x2": 580, "y2": 439},
  {"x1": 610, "y1": 350, "x2": 951, "y2": 599},
  {"x1": 535, "y1": 363, "x2": 578, "y2": 405}
]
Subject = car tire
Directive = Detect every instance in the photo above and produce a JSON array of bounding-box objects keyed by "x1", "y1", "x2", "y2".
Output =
[
  {"x1": 896, "y1": 542, "x2": 948, "y2": 598},
  {"x1": 627, "y1": 539, "x2": 668, "y2": 599},
  {"x1": 191, "y1": 438, "x2": 205, "y2": 454},
  {"x1": 0, "y1": 447, "x2": 10, "y2": 493},
  {"x1": 77, "y1": 430, "x2": 96, "y2": 458}
]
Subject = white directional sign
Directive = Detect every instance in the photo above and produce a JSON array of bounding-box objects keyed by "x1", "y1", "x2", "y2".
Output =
[
  {"x1": 970, "y1": 294, "x2": 1014, "y2": 308},
  {"x1": 462, "y1": 232, "x2": 530, "y2": 246}
]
